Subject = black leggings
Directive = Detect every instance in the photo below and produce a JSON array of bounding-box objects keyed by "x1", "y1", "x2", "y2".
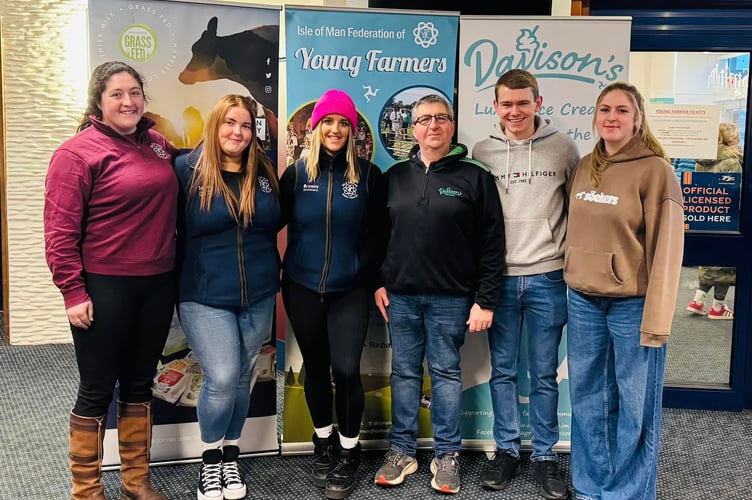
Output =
[
  {"x1": 282, "y1": 279, "x2": 369, "y2": 438},
  {"x1": 71, "y1": 272, "x2": 176, "y2": 417}
]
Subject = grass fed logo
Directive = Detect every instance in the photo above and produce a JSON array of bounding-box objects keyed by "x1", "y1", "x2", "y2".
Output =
[
  {"x1": 120, "y1": 24, "x2": 157, "y2": 62},
  {"x1": 93, "y1": 3, "x2": 177, "y2": 82}
]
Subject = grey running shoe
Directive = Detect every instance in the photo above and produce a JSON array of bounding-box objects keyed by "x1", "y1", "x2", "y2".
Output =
[
  {"x1": 374, "y1": 449, "x2": 418, "y2": 486},
  {"x1": 430, "y1": 452, "x2": 460, "y2": 494}
]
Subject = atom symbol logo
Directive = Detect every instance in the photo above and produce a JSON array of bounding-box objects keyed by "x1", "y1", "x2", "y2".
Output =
[
  {"x1": 413, "y1": 21, "x2": 439, "y2": 48},
  {"x1": 342, "y1": 182, "x2": 359, "y2": 199}
]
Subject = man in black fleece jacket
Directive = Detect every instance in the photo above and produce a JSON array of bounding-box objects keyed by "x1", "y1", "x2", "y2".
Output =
[{"x1": 373, "y1": 93, "x2": 505, "y2": 496}]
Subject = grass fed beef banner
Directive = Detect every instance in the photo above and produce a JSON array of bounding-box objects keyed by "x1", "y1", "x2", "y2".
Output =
[{"x1": 89, "y1": 0, "x2": 280, "y2": 465}]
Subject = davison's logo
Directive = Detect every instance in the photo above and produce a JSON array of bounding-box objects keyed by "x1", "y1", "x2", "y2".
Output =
[
  {"x1": 439, "y1": 187, "x2": 463, "y2": 197},
  {"x1": 464, "y1": 24, "x2": 625, "y2": 92}
]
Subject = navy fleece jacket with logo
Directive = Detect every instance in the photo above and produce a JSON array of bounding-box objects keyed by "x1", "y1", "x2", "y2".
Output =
[{"x1": 280, "y1": 150, "x2": 386, "y2": 294}]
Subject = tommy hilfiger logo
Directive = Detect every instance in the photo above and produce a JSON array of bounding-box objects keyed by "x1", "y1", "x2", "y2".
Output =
[{"x1": 439, "y1": 187, "x2": 463, "y2": 197}]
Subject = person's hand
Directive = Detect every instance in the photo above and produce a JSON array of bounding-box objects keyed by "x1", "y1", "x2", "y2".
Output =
[
  {"x1": 374, "y1": 287, "x2": 390, "y2": 323},
  {"x1": 467, "y1": 303, "x2": 493, "y2": 333},
  {"x1": 67, "y1": 300, "x2": 94, "y2": 330}
]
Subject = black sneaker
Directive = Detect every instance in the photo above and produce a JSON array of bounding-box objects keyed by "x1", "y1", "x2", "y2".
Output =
[
  {"x1": 532, "y1": 460, "x2": 569, "y2": 499},
  {"x1": 197, "y1": 449, "x2": 223, "y2": 500},
  {"x1": 221, "y1": 445, "x2": 247, "y2": 500},
  {"x1": 480, "y1": 449, "x2": 520, "y2": 491}
]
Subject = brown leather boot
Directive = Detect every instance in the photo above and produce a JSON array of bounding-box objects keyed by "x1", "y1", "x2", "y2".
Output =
[
  {"x1": 69, "y1": 412, "x2": 107, "y2": 500},
  {"x1": 117, "y1": 401, "x2": 165, "y2": 500}
]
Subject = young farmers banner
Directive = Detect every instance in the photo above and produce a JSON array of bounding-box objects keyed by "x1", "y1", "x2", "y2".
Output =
[{"x1": 282, "y1": 5, "x2": 458, "y2": 454}]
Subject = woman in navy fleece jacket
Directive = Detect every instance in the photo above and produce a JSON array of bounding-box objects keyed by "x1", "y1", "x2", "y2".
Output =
[{"x1": 280, "y1": 89, "x2": 386, "y2": 499}]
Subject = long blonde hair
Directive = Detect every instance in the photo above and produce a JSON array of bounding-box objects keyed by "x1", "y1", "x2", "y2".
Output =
[
  {"x1": 718, "y1": 122, "x2": 739, "y2": 146},
  {"x1": 304, "y1": 119, "x2": 361, "y2": 184},
  {"x1": 190, "y1": 94, "x2": 279, "y2": 227},
  {"x1": 589, "y1": 82, "x2": 668, "y2": 188}
]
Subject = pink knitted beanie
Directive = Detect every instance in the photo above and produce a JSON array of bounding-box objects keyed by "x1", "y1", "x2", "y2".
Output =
[{"x1": 311, "y1": 89, "x2": 359, "y2": 130}]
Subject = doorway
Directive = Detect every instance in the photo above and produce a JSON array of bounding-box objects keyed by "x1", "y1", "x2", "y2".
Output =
[{"x1": 590, "y1": 5, "x2": 752, "y2": 410}]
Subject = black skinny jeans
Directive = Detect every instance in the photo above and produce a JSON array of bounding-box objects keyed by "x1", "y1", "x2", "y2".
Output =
[
  {"x1": 71, "y1": 272, "x2": 176, "y2": 417},
  {"x1": 282, "y1": 279, "x2": 369, "y2": 438}
]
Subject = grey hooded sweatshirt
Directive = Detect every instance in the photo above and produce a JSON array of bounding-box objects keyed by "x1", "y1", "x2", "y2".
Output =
[{"x1": 472, "y1": 116, "x2": 580, "y2": 276}]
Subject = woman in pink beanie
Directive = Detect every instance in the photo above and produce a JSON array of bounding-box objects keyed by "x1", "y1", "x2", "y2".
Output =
[{"x1": 280, "y1": 89, "x2": 386, "y2": 499}]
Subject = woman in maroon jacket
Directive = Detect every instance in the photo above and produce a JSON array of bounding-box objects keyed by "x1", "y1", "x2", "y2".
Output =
[{"x1": 44, "y1": 61, "x2": 179, "y2": 500}]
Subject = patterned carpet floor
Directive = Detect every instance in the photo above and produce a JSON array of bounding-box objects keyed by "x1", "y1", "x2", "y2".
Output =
[{"x1": 1, "y1": 343, "x2": 750, "y2": 499}]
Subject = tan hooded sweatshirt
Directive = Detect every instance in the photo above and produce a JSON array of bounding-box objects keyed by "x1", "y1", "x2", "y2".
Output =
[{"x1": 564, "y1": 137, "x2": 685, "y2": 347}]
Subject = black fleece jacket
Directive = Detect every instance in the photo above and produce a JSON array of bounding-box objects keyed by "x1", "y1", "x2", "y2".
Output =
[{"x1": 380, "y1": 143, "x2": 505, "y2": 309}]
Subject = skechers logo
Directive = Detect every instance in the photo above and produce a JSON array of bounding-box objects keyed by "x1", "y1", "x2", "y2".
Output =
[
  {"x1": 575, "y1": 190, "x2": 619, "y2": 205},
  {"x1": 439, "y1": 187, "x2": 463, "y2": 197}
]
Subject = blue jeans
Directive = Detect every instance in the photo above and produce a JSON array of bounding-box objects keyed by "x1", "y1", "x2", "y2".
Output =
[
  {"x1": 567, "y1": 289, "x2": 666, "y2": 500},
  {"x1": 487, "y1": 271, "x2": 566, "y2": 461},
  {"x1": 179, "y1": 295, "x2": 275, "y2": 444},
  {"x1": 386, "y1": 293, "x2": 472, "y2": 458}
]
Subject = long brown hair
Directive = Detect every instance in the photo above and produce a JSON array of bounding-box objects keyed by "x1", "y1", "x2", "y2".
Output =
[
  {"x1": 305, "y1": 118, "x2": 361, "y2": 184},
  {"x1": 190, "y1": 94, "x2": 279, "y2": 227},
  {"x1": 589, "y1": 81, "x2": 668, "y2": 187},
  {"x1": 78, "y1": 61, "x2": 147, "y2": 132}
]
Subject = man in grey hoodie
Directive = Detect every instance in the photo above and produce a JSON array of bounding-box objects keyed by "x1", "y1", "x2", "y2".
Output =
[{"x1": 472, "y1": 69, "x2": 580, "y2": 500}]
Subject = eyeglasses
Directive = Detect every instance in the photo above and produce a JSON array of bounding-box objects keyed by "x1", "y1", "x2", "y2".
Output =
[{"x1": 413, "y1": 114, "x2": 453, "y2": 126}]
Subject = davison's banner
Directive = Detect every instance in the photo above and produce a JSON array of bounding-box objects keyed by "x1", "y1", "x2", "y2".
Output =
[
  {"x1": 458, "y1": 16, "x2": 632, "y2": 156},
  {"x1": 456, "y1": 15, "x2": 632, "y2": 452},
  {"x1": 282, "y1": 6, "x2": 458, "y2": 453},
  {"x1": 89, "y1": 0, "x2": 280, "y2": 465}
]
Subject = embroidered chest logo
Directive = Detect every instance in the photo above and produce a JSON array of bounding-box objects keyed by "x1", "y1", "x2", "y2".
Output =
[
  {"x1": 258, "y1": 176, "x2": 272, "y2": 193},
  {"x1": 342, "y1": 182, "x2": 358, "y2": 199},
  {"x1": 438, "y1": 187, "x2": 463, "y2": 198},
  {"x1": 150, "y1": 143, "x2": 169, "y2": 159},
  {"x1": 303, "y1": 183, "x2": 319, "y2": 193},
  {"x1": 574, "y1": 190, "x2": 619, "y2": 205}
]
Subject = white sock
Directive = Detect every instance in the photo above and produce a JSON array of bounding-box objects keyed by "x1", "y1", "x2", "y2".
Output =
[
  {"x1": 202, "y1": 439, "x2": 223, "y2": 452},
  {"x1": 339, "y1": 433, "x2": 359, "y2": 450},
  {"x1": 712, "y1": 299, "x2": 724, "y2": 311},
  {"x1": 694, "y1": 290, "x2": 707, "y2": 303},
  {"x1": 223, "y1": 438, "x2": 240, "y2": 448},
  {"x1": 314, "y1": 424, "x2": 334, "y2": 439}
]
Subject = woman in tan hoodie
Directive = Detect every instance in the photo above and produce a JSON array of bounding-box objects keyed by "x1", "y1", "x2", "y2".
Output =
[{"x1": 564, "y1": 82, "x2": 684, "y2": 500}]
